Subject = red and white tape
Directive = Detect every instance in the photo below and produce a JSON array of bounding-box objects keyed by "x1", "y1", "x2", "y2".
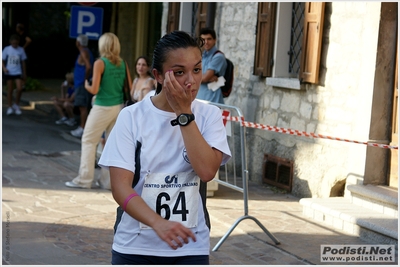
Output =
[{"x1": 222, "y1": 115, "x2": 398, "y2": 150}]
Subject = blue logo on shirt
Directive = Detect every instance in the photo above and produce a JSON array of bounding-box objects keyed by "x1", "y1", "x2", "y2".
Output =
[
  {"x1": 182, "y1": 148, "x2": 190, "y2": 164},
  {"x1": 164, "y1": 175, "x2": 178, "y2": 184}
]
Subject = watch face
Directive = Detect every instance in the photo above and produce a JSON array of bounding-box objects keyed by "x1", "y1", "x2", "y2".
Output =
[{"x1": 178, "y1": 115, "x2": 189, "y2": 125}]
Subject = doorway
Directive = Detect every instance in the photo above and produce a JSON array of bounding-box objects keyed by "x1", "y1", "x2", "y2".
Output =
[{"x1": 389, "y1": 43, "x2": 398, "y2": 188}]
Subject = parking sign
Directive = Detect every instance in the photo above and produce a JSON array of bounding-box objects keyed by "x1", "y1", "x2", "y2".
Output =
[{"x1": 70, "y1": 6, "x2": 103, "y2": 40}]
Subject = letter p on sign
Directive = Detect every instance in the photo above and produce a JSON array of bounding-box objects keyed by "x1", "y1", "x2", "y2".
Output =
[
  {"x1": 78, "y1": 11, "x2": 95, "y2": 33},
  {"x1": 70, "y1": 6, "x2": 103, "y2": 40}
]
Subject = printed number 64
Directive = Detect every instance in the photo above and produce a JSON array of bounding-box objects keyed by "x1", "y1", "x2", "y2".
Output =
[{"x1": 156, "y1": 192, "x2": 189, "y2": 221}]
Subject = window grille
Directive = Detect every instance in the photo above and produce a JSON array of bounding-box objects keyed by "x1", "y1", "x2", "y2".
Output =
[
  {"x1": 288, "y1": 2, "x2": 305, "y2": 76},
  {"x1": 262, "y1": 154, "x2": 293, "y2": 192}
]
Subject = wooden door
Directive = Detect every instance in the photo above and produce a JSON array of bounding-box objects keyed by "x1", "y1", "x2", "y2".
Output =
[
  {"x1": 194, "y1": 3, "x2": 208, "y2": 38},
  {"x1": 389, "y1": 43, "x2": 398, "y2": 188},
  {"x1": 167, "y1": 2, "x2": 180, "y2": 33}
]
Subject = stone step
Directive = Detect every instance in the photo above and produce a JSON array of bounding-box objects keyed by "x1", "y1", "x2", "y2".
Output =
[
  {"x1": 300, "y1": 197, "x2": 398, "y2": 245},
  {"x1": 347, "y1": 184, "x2": 398, "y2": 217}
]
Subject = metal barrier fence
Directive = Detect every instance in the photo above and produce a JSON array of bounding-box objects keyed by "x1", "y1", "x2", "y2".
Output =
[{"x1": 198, "y1": 100, "x2": 280, "y2": 251}]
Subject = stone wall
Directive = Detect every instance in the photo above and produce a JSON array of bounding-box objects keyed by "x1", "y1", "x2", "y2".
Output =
[{"x1": 214, "y1": 2, "x2": 382, "y2": 198}]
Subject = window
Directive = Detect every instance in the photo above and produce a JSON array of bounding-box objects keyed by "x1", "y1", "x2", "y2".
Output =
[
  {"x1": 262, "y1": 154, "x2": 293, "y2": 192},
  {"x1": 288, "y1": 3, "x2": 305, "y2": 76},
  {"x1": 254, "y1": 2, "x2": 325, "y2": 88}
]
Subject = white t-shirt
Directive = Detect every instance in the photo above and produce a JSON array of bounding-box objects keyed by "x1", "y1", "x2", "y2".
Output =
[
  {"x1": 2, "y1": 45, "x2": 27, "y2": 75},
  {"x1": 99, "y1": 96, "x2": 231, "y2": 256}
]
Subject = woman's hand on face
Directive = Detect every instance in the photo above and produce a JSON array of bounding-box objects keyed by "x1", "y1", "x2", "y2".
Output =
[
  {"x1": 163, "y1": 71, "x2": 192, "y2": 114},
  {"x1": 152, "y1": 219, "x2": 196, "y2": 250}
]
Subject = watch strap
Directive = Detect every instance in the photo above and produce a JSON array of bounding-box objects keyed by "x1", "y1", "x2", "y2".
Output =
[
  {"x1": 171, "y1": 119, "x2": 179, "y2": 126},
  {"x1": 170, "y1": 113, "x2": 195, "y2": 127}
]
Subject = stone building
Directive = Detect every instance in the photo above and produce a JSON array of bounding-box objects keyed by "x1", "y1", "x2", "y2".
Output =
[{"x1": 152, "y1": 2, "x2": 397, "y2": 244}]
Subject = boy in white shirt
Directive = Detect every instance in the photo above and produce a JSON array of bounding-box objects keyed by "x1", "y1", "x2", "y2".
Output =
[{"x1": 2, "y1": 34, "x2": 27, "y2": 115}]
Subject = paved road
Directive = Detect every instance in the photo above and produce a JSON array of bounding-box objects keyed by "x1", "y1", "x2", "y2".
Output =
[{"x1": 2, "y1": 101, "x2": 81, "y2": 153}]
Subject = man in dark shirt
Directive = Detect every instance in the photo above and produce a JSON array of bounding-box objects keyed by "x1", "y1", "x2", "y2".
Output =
[
  {"x1": 70, "y1": 34, "x2": 94, "y2": 138},
  {"x1": 14, "y1": 23, "x2": 32, "y2": 89},
  {"x1": 15, "y1": 23, "x2": 32, "y2": 51}
]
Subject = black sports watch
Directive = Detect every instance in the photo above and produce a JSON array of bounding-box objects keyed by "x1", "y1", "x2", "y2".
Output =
[{"x1": 171, "y1": 113, "x2": 195, "y2": 127}]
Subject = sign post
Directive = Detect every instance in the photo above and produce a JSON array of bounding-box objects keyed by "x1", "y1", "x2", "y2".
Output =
[{"x1": 69, "y1": 5, "x2": 103, "y2": 40}]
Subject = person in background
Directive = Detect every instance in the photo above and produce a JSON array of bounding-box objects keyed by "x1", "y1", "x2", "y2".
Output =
[
  {"x1": 15, "y1": 23, "x2": 32, "y2": 51},
  {"x1": 196, "y1": 27, "x2": 227, "y2": 104},
  {"x1": 65, "y1": 32, "x2": 132, "y2": 190},
  {"x1": 130, "y1": 55, "x2": 156, "y2": 103},
  {"x1": 2, "y1": 34, "x2": 27, "y2": 116},
  {"x1": 70, "y1": 34, "x2": 94, "y2": 138},
  {"x1": 52, "y1": 72, "x2": 76, "y2": 126},
  {"x1": 98, "y1": 30, "x2": 231, "y2": 265}
]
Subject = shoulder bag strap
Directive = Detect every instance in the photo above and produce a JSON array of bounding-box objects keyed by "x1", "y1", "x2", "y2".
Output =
[{"x1": 123, "y1": 60, "x2": 131, "y2": 101}]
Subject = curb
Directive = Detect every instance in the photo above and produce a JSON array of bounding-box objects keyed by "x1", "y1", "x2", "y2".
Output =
[{"x1": 2, "y1": 90, "x2": 53, "y2": 114}]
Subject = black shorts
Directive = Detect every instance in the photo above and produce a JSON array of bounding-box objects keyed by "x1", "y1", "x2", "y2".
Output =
[
  {"x1": 4, "y1": 74, "x2": 22, "y2": 81},
  {"x1": 74, "y1": 84, "x2": 93, "y2": 108},
  {"x1": 111, "y1": 250, "x2": 209, "y2": 265}
]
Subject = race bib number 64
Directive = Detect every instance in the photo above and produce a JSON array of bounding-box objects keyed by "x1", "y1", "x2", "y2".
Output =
[{"x1": 140, "y1": 172, "x2": 200, "y2": 229}]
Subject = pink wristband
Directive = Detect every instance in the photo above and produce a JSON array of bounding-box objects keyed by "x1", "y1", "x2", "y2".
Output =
[{"x1": 123, "y1": 193, "x2": 139, "y2": 211}]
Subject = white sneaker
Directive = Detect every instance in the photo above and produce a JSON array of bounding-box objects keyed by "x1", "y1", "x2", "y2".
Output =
[
  {"x1": 71, "y1": 126, "x2": 84, "y2": 138},
  {"x1": 65, "y1": 118, "x2": 76, "y2": 126},
  {"x1": 12, "y1": 104, "x2": 21, "y2": 115},
  {"x1": 65, "y1": 181, "x2": 91, "y2": 189},
  {"x1": 6, "y1": 107, "x2": 14, "y2": 115},
  {"x1": 95, "y1": 181, "x2": 111, "y2": 190},
  {"x1": 55, "y1": 117, "x2": 68, "y2": 125}
]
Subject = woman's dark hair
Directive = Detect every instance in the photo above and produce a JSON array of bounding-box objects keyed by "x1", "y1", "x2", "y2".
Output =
[
  {"x1": 134, "y1": 55, "x2": 152, "y2": 77},
  {"x1": 152, "y1": 31, "x2": 204, "y2": 94}
]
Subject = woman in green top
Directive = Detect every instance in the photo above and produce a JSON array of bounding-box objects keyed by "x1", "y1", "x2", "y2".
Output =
[{"x1": 65, "y1": 32, "x2": 132, "y2": 190}]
